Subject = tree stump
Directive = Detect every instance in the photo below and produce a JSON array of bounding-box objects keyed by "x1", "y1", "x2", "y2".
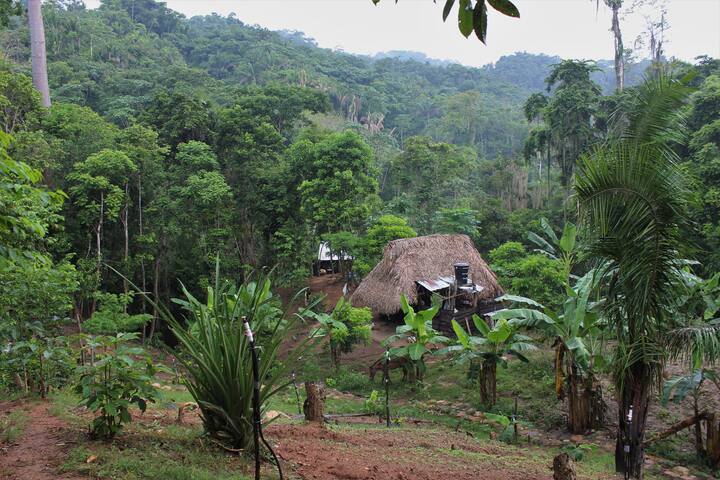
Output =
[
  {"x1": 552, "y1": 453, "x2": 577, "y2": 480},
  {"x1": 303, "y1": 381, "x2": 325, "y2": 422}
]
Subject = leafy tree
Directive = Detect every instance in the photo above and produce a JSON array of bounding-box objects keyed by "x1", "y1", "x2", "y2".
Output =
[
  {"x1": 142, "y1": 91, "x2": 213, "y2": 147},
  {"x1": 309, "y1": 298, "x2": 372, "y2": 369},
  {"x1": 433, "y1": 207, "x2": 480, "y2": 242},
  {"x1": 523, "y1": 60, "x2": 602, "y2": 187},
  {"x1": 75, "y1": 332, "x2": 161, "y2": 439},
  {"x1": 299, "y1": 131, "x2": 379, "y2": 234},
  {"x1": 361, "y1": 214, "x2": 416, "y2": 273},
  {"x1": 0, "y1": 131, "x2": 64, "y2": 264},
  {"x1": 0, "y1": 0, "x2": 20, "y2": 27},
  {"x1": 0, "y1": 64, "x2": 43, "y2": 134},
  {"x1": 68, "y1": 149, "x2": 136, "y2": 283}
]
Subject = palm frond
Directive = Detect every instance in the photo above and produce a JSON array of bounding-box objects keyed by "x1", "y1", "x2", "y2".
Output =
[{"x1": 666, "y1": 324, "x2": 720, "y2": 367}]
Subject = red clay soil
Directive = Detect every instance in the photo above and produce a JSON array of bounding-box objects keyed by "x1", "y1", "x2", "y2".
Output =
[
  {"x1": 0, "y1": 401, "x2": 85, "y2": 480},
  {"x1": 267, "y1": 422, "x2": 574, "y2": 480}
]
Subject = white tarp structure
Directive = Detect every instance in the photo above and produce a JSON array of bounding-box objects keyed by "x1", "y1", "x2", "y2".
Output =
[{"x1": 317, "y1": 241, "x2": 353, "y2": 261}]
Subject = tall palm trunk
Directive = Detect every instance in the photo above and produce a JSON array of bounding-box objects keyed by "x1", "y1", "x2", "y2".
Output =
[
  {"x1": 615, "y1": 364, "x2": 651, "y2": 478},
  {"x1": 609, "y1": 1, "x2": 624, "y2": 91},
  {"x1": 27, "y1": 0, "x2": 51, "y2": 107}
]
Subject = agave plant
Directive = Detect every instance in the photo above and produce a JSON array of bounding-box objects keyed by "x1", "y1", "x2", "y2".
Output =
[{"x1": 158, "y1": 269, "x2": 313, "y2": 450}]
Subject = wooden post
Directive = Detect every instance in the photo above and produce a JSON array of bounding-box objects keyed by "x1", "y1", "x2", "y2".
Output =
[
  {"x1": 303, "y1": 381, "x2": 325, "y2": 422},
  {"x1": 552, "y1": 453, "x2": 577, "y2": 480}
]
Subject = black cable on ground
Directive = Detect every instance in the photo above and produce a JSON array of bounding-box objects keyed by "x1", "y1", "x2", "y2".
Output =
[{"x1": 244, "y1": 318, "x2": 284, "y2": 480}]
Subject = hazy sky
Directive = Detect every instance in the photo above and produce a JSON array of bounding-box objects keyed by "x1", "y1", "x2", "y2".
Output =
[{"x1": 84, "y1": 0, "x2": 720, "y2": 67}]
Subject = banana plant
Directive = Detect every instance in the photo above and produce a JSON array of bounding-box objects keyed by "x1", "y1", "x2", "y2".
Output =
[
  {"x1": 447, "y1": 315, "x2": 535, "y2": 407},
  {"x1": 528, "y1": 217, "x2": 577, "y2": 283},
  {"x1": 492, "y1": 269, "x2": 608, "y2": 432},
  {"x1": 382, "y1": 294, "x2": 449, "y2": 382}
]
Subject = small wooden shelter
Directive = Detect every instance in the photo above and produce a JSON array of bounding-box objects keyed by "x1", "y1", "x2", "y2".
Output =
[{"x1": 350, "y1": 234, "x2": 504, "y2": 333}]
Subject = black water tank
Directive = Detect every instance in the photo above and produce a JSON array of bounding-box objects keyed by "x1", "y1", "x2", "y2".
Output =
[{"x1": 454, "y1": 262, "x2": 470, "y2": 285}]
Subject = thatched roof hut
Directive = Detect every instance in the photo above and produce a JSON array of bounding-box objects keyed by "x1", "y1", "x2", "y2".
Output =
[{"x1": 351, "y1": 234, "x2": 503, "y2": 315}]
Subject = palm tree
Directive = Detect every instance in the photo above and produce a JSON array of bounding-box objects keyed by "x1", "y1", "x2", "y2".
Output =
[
  {"x1": 574, "y1": 73, "x2": 693, "y2": 478},
  {"x1": 27, "y1": 0, "x2": 50, "y2": 107}
]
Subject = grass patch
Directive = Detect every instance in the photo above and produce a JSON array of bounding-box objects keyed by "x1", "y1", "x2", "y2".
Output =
[
  {"x1": 0, "y1": 409, "x2": 29, "y2": 443},
  {"x1": 60, "y1": 423, "x2": 260, "y2": 480}
]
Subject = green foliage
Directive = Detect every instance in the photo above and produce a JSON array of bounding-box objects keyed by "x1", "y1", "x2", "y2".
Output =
[
  {"x1": 0, "y1": 132, "x2": 65, "y2": 265},
  {"x1": 363, "y1": 390, "x2": 382, "y2": 415},
  {"x1": 525, "y1": 60, "x2": 602, "y2": 185},
  {"x1": 75, "y1": 332, "x2": 160, "y2": 439},
  {"x1": 561, "y1": 443, "x2": 596, "y2": 462},
  {"x1": 83, "y1": 293, "x2": 152, "y2": 335},
  {"x1": 489, "y1": 242, "x2": 565, "y2": 308},
  {"x1": 0, "y1": 63, "x2": 43, "y2": 134},
  {"x1": 576, "y1": 73, "x2": 694, "y2": 475},
  {"x1": 387, "y1": 136, "x2": 474, "y2": 232},
  {"x1": 326, "y1": 367, "x2": 373, "y2": 393}
]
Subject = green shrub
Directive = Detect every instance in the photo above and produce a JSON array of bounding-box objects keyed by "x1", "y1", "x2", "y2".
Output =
[
  {"x1": 364, "y1": 390, "x2": 382, "y2": 415},
  {"x1": 1, "y1": 336, "x2": 75, "y2": 396},
  {"x1": 330, "y1": 367, "x2": 373, "y2": 392},
  {"x1": 489, "y1": 241, "x2": 565, "y2": 308},
  {"x1": 75, "y1": 332, "x2": 160, "y2": 439},
  {"x1": 83, "y1": 293, "x2": 151, "y2": 335}
]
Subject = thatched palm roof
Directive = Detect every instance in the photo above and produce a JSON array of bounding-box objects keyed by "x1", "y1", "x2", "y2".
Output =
[{"x1": 351, "y1": 234, "x2": 503, "y2": 315}]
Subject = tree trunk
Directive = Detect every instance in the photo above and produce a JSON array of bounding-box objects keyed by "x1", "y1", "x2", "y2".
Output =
[
  {"x1": 553, "y1": 453, "x2": 577, "y2": 480},
  {"x1": 706, "y1": 413, "x2": 720, "y2": 468},
  {"x1": 554, "y1": 339, "x2": 566, "y2": 400},
  {"x1": 615, "y1": 365, "x2": 652, "y2": 479},
  {"x1": 122, "y1": 182, "x2": 130, "y2": 305},
  {"x1": 303, "y1": 381, "x2": 325, "y2": 422},
  {"x1": 693, "y1": 392, "x2": 705, "y2": 458},
  {"x1": 479, "y1": 360, "x2": 497, "y2": 407},
  {"x1": 330, "y1": 344, "x2": 340, "y2": 371},
  {"x1": 28, "y1": 0, "x2": 51, "y2": 107},
  {"x1": 610, "y1": 1, "x2": 624, "y2": 91},
  {"x1": 567, "y1": 374, "x2": 604, "y2": 434},
  {"x1": 96, "y1": 190, "x2": 104, "y2": 275},
  {"x1": 568, "y1": 374, "x2": 590, "y2": 434},
  {"x1": 138, "y1": 177, "x2": 148, "y2": 342},
  {"x1": 149, "y1": 253, "x2": 160, "y2": 341}
]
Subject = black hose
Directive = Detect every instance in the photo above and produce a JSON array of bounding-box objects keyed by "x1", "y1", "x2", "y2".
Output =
[{"x1": 243, "y1": 318, "x2": 284, "y2": 480}]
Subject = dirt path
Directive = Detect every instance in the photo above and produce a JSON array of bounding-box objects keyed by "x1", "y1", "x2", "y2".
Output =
[
  {"x1": 267, "y1": 422, "x2": 613, "y2": 480},
  {"x1": 0, "y1": 402, "x2": 85, "y2": 480}
]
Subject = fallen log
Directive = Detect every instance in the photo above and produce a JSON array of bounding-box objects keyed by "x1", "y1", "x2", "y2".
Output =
[{"x1": 643, "y1": 410, "x2": 711, "y2": 446}]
